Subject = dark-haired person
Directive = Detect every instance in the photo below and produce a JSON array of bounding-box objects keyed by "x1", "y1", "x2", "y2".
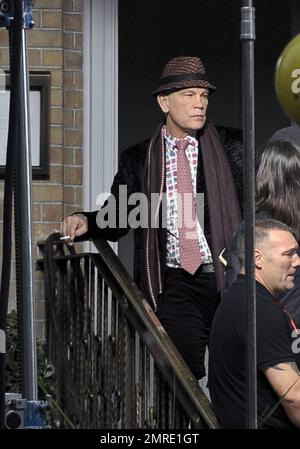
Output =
[
  {"x1": 255, "y1": 140, "x2": 300, "y2": 326},
  {"x1": 209, "y1": 219, "x2": 300, "y2": 429},
  {"x1": 224, "y1": 140, "x2": 300, "y2": 327},
  {"x1": 60, "y1": 56, "x2": 244, "y2": 380},
  {"x1": 268, "y1": 122, "x2": 300, "y2": 146}
]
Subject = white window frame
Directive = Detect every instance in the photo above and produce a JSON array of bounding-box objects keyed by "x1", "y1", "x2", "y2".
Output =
[{"x1": 83, "y1": 0, "x2": 118, "y2": 251}]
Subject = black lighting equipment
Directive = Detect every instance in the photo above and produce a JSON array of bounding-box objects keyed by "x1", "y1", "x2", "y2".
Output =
[{"x1": 0, "y1": 0, "x2": 50, "y2": 429}]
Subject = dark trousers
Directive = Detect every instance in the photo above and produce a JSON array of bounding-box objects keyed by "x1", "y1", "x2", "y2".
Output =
[{"x1": 157, "y1": 267, "x2": 220, "y2": 380}]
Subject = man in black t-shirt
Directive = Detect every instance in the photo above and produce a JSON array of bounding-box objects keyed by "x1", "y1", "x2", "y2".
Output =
[{"x1": 208, "y1": 219, "x2": 300, "y2": 428}]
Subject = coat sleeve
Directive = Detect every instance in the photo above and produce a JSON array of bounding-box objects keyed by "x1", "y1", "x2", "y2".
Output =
[
  {"x1": 216, "y1": 125, "x2": 244, "y2": 210},
  {"x1": 217, "y1": 125, "x2": 263, "y2": 213},
  {"x1": 77, "y1": 142, "x2": 146, "y2": 241}
]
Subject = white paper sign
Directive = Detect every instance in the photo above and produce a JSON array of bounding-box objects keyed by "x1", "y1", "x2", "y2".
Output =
[{"x1": 0, "y1": 89, "x2": 41, "y2": 166}]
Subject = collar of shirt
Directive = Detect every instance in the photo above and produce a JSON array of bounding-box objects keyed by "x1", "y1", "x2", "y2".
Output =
[
  {"x1": 237, "y1": 274, "x2": 275, "y2": 301},
  {"x1": 161, "y1": 125, "x2": 198, "y2": 151}
]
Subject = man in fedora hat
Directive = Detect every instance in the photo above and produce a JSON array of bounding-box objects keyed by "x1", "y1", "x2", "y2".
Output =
[{"x1": 61, "y1": 56, "x2": 243, "y2": 380}]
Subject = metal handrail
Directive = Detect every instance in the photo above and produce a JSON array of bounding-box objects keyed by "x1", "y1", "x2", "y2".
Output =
[{"x1": 37, "y1": 235, "x2": 219, "y2": 429}]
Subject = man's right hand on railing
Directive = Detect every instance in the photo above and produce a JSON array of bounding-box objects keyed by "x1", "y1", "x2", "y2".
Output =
[{"x1": 60, "y1": 214, "x2": 88, "y2": 244}]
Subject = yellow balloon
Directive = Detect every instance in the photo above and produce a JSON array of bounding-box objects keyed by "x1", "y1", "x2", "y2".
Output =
[{"x1": 275, "y1": 34, "x2": 300, "y2": 125}]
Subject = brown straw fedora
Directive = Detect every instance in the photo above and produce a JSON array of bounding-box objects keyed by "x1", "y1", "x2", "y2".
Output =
[{"x1": 152, "y1": 56, "x2": 216, "y2": 96}]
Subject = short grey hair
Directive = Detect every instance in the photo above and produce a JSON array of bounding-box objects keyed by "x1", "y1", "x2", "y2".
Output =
[{"x1": 236, "y1": 218, "x2": 293, "y2": 268}]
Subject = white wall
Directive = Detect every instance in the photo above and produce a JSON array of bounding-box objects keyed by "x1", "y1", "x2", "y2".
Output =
[{"x1": 83, "y1": 0, "x2": 118, "y2": 251}]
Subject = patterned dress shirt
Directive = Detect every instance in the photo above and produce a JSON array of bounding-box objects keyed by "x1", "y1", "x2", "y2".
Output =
[{"x1": 163, "y1": 126, "x2": 213, "y2": 268}]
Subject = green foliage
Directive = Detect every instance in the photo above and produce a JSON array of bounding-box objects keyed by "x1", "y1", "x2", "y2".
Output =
[
  {"x1": 5, "y1": 310, "x2": 59, "y2": 427},
  {"x1": 5, "y1": 310, "x2": 19, "y2": 391},
  {"x1": 5, "y1": 310, "x2": 56, "y2": 395}
]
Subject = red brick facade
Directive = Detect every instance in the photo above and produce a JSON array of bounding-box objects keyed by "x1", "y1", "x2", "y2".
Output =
[{"x1": 0, "y1": 0, "x2": 83, "y2": 337}]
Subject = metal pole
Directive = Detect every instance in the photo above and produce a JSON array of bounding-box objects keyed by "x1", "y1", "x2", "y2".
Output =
[
  {"x1": 240, "y1": 0, "x2": 257, "y2": 429},
  {"x1": 15, "y1": 0, "x2": 37, "y2": 401}
]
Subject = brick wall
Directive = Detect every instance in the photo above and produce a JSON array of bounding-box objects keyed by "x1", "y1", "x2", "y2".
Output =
[{"x1": 0, "y1": 0, "x2": 83, "y2": 337}]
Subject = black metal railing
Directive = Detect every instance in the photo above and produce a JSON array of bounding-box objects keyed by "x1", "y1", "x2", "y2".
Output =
[{"x1": 37, "y1": 234, "x2": 219, "y2": 429}]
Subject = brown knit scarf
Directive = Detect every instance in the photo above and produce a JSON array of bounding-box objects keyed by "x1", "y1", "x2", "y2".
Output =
[{"x1": 200, "y1": 122, "x2": 242, "y2": 290}]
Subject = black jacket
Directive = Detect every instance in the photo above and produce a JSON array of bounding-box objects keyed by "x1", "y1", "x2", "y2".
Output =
[{"x1": 82, "y1": 125, "x2": 244, "y2": 309}]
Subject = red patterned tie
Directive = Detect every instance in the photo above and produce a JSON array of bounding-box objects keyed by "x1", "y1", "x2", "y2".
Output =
[{"x1": 176, "y1": 139, "x2": 202, "y2": 274}]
